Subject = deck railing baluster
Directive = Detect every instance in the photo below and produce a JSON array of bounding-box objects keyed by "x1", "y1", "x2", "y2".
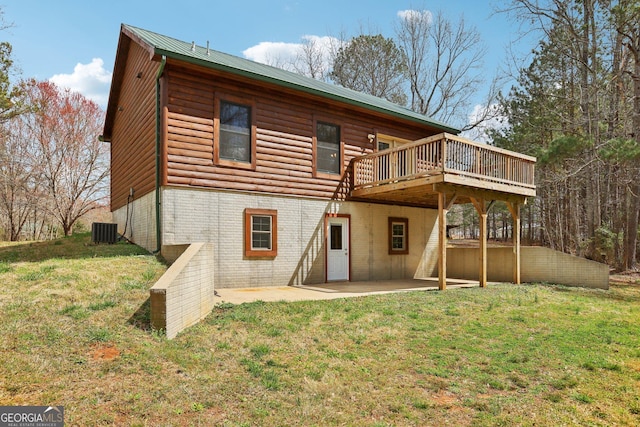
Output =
[{"x1": 352, "y1": 133, "x2": 535, "y2": 192}]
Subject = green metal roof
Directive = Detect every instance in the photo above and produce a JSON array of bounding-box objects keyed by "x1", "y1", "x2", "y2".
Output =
[{"x1": 122, "y1": 24, "x2": 460, "y2": 134}]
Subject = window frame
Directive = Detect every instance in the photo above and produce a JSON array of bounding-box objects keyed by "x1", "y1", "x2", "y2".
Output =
[
  {"x1": 214, "y1": 95, "x2": 257, "y2": 170},
  {"x1": 388, "y1": 217, "x2": 409, "y2": 255},
  {"x1": 375, "y1": 133, "x2": 413, "y2": 152},
  {"x1": 313, "y1": 117, "x2": 343, "y2": 180},
  {"x1": 244, "y1": 208, "x2": 278, "y2": 258}
]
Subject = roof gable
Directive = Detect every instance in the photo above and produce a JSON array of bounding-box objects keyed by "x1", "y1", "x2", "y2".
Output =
[{"x1": 104, "y1": 24, "x2": 460, "y2": 139}]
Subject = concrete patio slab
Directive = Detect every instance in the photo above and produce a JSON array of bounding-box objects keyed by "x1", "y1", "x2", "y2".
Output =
[{"x1": 215, "y1": 278, "x2": 480, "y2": 305}]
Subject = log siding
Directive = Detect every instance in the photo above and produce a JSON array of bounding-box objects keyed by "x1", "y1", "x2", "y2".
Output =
[
  {"x1": 163, "y1": 65, "x2": 436, "y2": 201},
  {"x1": 110, "y1": 41, "x2": 158, "y2": 210}
]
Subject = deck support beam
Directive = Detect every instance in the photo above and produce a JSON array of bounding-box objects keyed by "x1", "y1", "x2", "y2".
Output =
[
  {"x1": 437, "y1": 192, "x2": 457, "y2": 290},
  {"x1": 507, "y1": 202, "x2": 521, "y2": 284},
  {"x1": 470, "y1": 197, "x2": 489, "y2": 287}
]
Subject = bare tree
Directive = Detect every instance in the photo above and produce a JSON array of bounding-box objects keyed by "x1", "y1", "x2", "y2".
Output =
[
  {"x1": 396, "y1": 9, "x2": 490, "y2": 128},
  {"x1": 0, "y1": 118, "x2": 36, "y2": 240},
  {"x1": 293, "y1": 36, "x2": 336, "y2": 80},
  {"x1": 0, "y1": 17, "x2": 31, "y2": 240},
  {"x1": 19, "y1": 80, "x2": 108, "y2": 236},
  {"x1": 292, "y1": 32, "x2": 347, "y2": 81}
]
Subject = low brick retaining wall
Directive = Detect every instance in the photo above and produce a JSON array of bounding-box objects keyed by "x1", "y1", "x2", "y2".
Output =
[
  {"x1": 447, "y1": 246, "x2": 609, "y2": 289},
  {"x1": 150, "y1": 243, "x2": 215, "y2": 338}
]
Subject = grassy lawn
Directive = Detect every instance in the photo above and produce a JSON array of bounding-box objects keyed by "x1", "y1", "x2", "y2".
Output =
[{"x1": 1, "y1": 234, "x2": 639, "y2": 426}]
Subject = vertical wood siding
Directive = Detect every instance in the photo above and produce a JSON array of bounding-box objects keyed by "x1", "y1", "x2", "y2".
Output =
[
  {"x1": 110, "y1": 42, "x2": 158, "y2": 210},
  {"x1": 164, "y1": 65, "x2": 437, "y2": 201}
]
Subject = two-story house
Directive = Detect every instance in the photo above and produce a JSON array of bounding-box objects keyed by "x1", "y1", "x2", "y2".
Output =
[
  {"x1": 102, "y1": 25, "x2": 541, "y2": 337},
  {"x1": 102, "y1": 24, "x2": 536, "y2": 291}
]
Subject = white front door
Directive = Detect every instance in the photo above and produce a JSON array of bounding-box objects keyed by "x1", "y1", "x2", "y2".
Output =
[{"x1": 327, "y1": 216, "x2": 349, "y2": 281}]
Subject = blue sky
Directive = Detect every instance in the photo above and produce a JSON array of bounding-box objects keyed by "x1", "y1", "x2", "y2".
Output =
[{"x1": 4, "y1": 0, "x2": 533, "y2": 127}]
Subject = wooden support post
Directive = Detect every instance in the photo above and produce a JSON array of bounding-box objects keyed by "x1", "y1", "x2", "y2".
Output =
[
  {"x1": 438, "y1": 192, "x2": 447, "y2": 290},
  {"x1": 470, "y1": 197, "x2": 488, "y2": 288},
  {"x1": 479, "y1": 208, "x2": 487, "y2": 288},
  {"x1": 507, "y1": 202, "x2": 521, "y2": 284},
  {"x1": 437, "y1": 192, "x2": 457, "y2": 290}
]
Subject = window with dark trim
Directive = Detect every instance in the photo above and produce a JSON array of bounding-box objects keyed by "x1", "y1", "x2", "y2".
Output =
[
  {"x1": 315, "y1": 121, "x2": 341, "y2": 175},
  {"x1": 214, "y1": 96, "x2": 256, "y2": 170},
  {"x1": 220, "y1": 100, "x2": 251, "y2": 162},
  {"x1": 244, "y1": 209, "x2": 277, "y2": 257},
  {"x1": 388, "y1": 217, "x2": 408, "y2": 254}
]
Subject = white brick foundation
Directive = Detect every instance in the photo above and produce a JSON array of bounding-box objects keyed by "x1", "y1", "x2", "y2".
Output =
[
  {"x1": 112, "y1": 191, "x2": 157, "y2": 252},
  {"x1": 161, "y1": 187, "x2": 439, "y2": 288}
]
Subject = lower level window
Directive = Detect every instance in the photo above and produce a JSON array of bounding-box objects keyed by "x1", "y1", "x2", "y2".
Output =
[
  {"x1": 245, "y1": 209, "x2": 277, "y2": 257},
  {"x1": 389, "y1": 217, "x2": 408, "y2": 254}
]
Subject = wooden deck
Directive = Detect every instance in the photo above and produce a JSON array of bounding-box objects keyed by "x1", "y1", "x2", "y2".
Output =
[
  {"x1": 351, "y1": 133, "x2": 536, "y2": 207},
  {"x1": 351, "y1": 132, "x2": 537, "y2": 290}
]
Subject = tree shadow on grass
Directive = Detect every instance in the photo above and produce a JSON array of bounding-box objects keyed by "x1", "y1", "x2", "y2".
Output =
[
  {"x1": 128, "y1": 297, "x2": 152, "y2": 331},
  {"x1": 541, "y1": 282, "x2": 640, "y2": 303},
  {"x1": 0, "y1": 232, "x2": 150, "y2": 263}
]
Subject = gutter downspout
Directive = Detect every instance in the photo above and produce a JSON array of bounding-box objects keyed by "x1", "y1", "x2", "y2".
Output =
[{"x1": 154, "y1": 55, "x2": 166, "y2": 254}]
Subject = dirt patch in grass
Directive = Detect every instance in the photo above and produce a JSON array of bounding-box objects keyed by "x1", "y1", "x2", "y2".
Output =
[
  {"x1": 432, "y1": 390, "x2": 459, "y2": 407},
  {"x1": 90, "y1": 345, "x2": 120, "y2": 361},
  {"x1": 627, "y1": 360, "x2": 640, "y2": 372}
]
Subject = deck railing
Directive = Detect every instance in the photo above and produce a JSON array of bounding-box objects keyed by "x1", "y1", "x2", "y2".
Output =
[{"x1": 353, "y1": 133, "x2": 536, "y2": 191}]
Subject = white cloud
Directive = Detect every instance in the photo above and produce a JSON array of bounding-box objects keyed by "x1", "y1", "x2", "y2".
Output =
[
  {"x1": 243, "y1": 41, "x2": 301, "y2": 70},
  {"x1": 49, "y1": 58, "x2": 112, "y2": 108},
  {"x1": 397, "y1": 9, "x2": 433, "y2": 24},
  {"x1": 243, "y1": 35, "x2": 342, "y2": 77}
]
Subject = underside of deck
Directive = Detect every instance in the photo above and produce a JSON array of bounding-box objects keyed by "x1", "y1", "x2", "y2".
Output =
[
  {"x1": 350, "y1": 132, "x2": 537, "y2": 290},
  {"x1": 351, "y1": 172, "x2": 535, "y2": 208}
]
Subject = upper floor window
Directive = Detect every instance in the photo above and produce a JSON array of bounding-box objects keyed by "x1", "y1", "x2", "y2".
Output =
[
  {"x1": 220, "y1": 100, "x2": 251, "y2": 163},
  {"x1": 316, "y1": 122, "x2": 341, "y2": 175}
]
